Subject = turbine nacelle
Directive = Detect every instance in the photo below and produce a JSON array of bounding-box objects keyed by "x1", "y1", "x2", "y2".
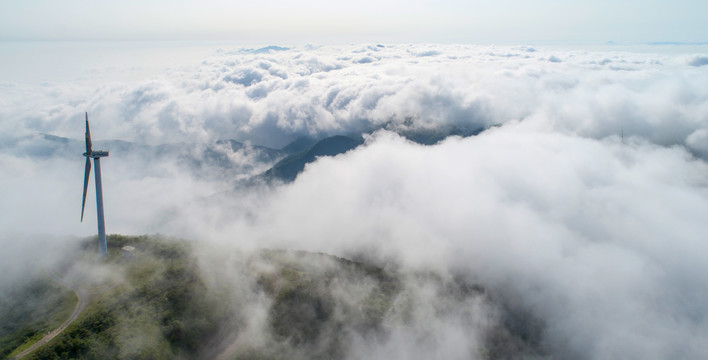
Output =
[{"x1": 84, "y1": 150, "x2": 109, "y2": 158}]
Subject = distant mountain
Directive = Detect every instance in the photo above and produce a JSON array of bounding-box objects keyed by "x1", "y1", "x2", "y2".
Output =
[
  {"x1": 1, "y1": 133, "x2": 287, "y2": 180},
  {"x1": 5, "y1": 126, "x2": 489, "y2": 183},
  {"x1": 239, "y1": 46, "x2": 291, "y2": 54},
  {"x1": 262, "y1": 135, "x2": 364, "y2": 183},
  {"x1": 0, "y1": 133, "x2": 81, "y2": 159},
  {"x1": 279, "y1": 136, "x2": 318, "y2": 154},
  {"x1": 216, "y1": 139, "x2": 287, "y2": 163}
]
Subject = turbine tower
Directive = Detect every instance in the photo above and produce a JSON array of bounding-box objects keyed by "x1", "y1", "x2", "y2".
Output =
[{"x1": 81, "y1": 113, "x2": 109, "y2": 257}]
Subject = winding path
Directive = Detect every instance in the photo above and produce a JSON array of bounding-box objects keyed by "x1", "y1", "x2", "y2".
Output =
[{"x1": 11, "y1": 272, "x2": 89, "y2": 359}]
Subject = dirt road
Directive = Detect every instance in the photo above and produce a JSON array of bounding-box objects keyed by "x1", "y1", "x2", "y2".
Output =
[{"x1": 11, "y1": 272, "x2": 89, "y2": 359}]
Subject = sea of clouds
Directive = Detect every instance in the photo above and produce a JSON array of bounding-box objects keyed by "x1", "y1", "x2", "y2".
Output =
[
  {"x1": 3, "y1": 43, "x2": 708, "y2": 153},
  {"x1": 1, "y1": 43, "x2": 708, "y2": 359}
]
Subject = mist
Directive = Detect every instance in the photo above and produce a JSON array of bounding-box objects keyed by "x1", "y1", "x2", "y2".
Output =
[{"x1": 1, "y1": 43, "x2": 708, "y2": 359}]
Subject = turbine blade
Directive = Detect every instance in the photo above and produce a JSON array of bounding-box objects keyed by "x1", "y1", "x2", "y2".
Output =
[
  {"x1": 81, "y1": 157, "x2": 91, "y2": 222},
  {"x1": 85, "y1": 112, "x2": 92, "y2": 155}
]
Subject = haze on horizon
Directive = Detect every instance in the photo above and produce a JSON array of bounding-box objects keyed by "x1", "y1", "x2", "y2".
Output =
[{"x1": 1, "y1": 0, "x2": 707, "y2": 44}]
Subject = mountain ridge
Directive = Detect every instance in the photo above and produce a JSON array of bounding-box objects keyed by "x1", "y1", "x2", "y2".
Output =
[{"x1": 261, "y1": 135, "x2": 364, "y2": 183}]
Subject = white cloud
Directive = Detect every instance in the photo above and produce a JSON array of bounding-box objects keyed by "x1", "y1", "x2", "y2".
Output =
[
  {"x1": 2, "y1": 43, "x2": 708, "y2": 358},
  {"x1": 3, "y1": 44, "x2": 707, "y2": 153},
  {"x1": 242, "y1": 129, "x2": 708, "y2": 359}
]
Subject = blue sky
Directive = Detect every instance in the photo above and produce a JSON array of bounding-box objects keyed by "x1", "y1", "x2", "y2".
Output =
[{"x1": 1, "y1": 0, "x2": 706, "y2": 44}]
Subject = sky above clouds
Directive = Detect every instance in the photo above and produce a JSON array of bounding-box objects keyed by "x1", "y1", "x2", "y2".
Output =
[{"x1": 1, "y1": 0, "x2": 707, "y2": 43}]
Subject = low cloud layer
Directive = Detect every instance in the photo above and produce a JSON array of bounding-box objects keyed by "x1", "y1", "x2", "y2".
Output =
[
  {"x1": 256, "y1": 130, "x2": 708, "y2": 359},
  {"x1": 1, "y1": 43, "x2": 708, "y2": 359},
  {"x1": 144, "y1": 128, "x2": 708, "y2": 359},
  {"x1": 2, "y1": 44, "x2": 708, "y2": 154}
]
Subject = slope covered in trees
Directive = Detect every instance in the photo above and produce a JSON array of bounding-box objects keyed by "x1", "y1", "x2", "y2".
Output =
[{"x1": 2, "y1": 235, "x2": 545, "y2": 359}]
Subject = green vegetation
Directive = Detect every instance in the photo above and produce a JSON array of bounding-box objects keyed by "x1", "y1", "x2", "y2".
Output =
[
  {"x1": 0, "y1": 276, "x2": 77, "y2": 359},
  {"x1": 23, "y1": 235, "x2": 228, "y2": 360},
  {"x1": 2, "y1": 235, "x2": 545, "y2": 359},
  {"x1": 232, "y1": 250, "x2": 401, "y2": 359}
]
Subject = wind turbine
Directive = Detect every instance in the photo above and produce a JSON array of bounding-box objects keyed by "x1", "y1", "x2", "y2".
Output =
[{"x1": 81, "y1": 113, "x2": 109, "y2": 257}]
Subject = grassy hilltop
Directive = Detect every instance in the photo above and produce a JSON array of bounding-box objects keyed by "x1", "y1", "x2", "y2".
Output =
[{"x1": 1, "y1": 235, "x2": 544, "y2": 360}]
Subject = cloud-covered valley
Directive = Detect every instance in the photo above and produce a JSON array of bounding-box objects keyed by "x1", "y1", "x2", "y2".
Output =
[{"x1": 1, "y1": 43, "x2": 708, "y2": 359}]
